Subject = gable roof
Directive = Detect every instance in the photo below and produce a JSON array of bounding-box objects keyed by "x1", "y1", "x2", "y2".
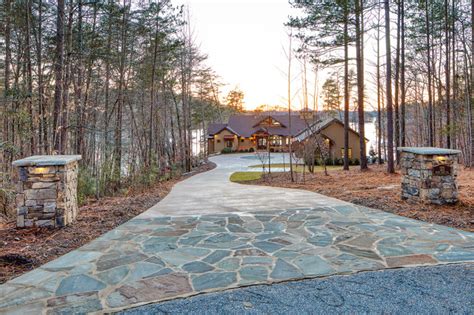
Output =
[
  {"x1": 208, "y1": 123, "x2": 227, "y2": 135},
  {"x1": 208, "y1": 112, "x2": 322, "y2": 138},
  {"x1": 295, "y1": 117, "x2": 368, "y2": 142},
  {"x1": 226, "y1": 113, "x2": 314, "y2": 137},
  {"x1": 252, "y1": 116, "x2": 287, "y2": 128},
  {"x1": 207, "y1": 123, "x2": 240, "y2": 137}
]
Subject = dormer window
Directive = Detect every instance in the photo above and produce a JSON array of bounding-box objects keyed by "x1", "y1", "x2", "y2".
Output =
[{"x1": 257, "y1": 117, "x2": 282, "y2": 127}]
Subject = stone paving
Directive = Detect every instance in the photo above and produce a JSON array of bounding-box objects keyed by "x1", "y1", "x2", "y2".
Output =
[{"x1": 0, "y1": 153, "x2": 473, "y2": 314}]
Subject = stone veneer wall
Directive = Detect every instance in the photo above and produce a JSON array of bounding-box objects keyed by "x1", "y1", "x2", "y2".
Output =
[
  {"x1": 16, "y1": 161, "x2": 79, "y2": 228},
  {"x1": 400, "y1": 152, "x2": 458, "y2": 204}
]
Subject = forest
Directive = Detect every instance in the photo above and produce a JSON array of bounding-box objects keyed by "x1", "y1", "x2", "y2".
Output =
[
  {"x1": 288, "y1": 0, "x2": 473, "y2": 173},
  {"x1": 0, "y1": 0, "x2": 240, "y2": 203},
  {"x1": 0, "y1": 0, "x2": 473, "y2": 205}
]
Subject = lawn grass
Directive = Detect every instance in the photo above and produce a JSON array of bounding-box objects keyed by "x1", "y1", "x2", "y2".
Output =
[
  {"x1": 229, "y1": 172, "x2": 263, "y2": 182},
  {"x1": 231, "y1": 165, "x2": 342, "y2": 183},
  {"x1": 248, "y1": 164, "x2": 342, "y2": 173}
]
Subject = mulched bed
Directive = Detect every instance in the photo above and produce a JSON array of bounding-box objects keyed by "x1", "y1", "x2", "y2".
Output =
[
  {"x1": 245, "y1": 165, "x2": 474, "y2": 233},
  {"x1": 0, "y1": 161, "x2": 216, "y2": 284}
]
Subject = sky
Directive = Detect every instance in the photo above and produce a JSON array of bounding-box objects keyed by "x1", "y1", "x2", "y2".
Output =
[
  {"x1": 181, "y1": 0, "x2": 298, "y2": 110},
  {"x1": 179, "y1": 0, "x2": 384, "y2": 114}
]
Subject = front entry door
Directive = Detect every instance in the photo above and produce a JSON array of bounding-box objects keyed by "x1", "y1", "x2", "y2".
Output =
[{"x1": 256, "y1": 136, "x2": 267, "y2": 150}]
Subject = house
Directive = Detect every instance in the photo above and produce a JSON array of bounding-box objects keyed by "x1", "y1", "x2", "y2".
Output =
[
  {"x1": 207, "y1": 112, "x2": 313, "y2": 153},
  {"x1": 207, "y1": 112, "x2": 366, "y2": 160},
  {"x1": 294, "y1": 118, "x2": 366, "y2": 160}
]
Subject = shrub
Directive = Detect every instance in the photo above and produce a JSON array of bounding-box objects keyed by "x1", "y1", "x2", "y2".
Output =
[
  {"x1": 333, "y1": 158, "x2": 344, "y2": 166},
  {"x1": 221, "y1": 147, "x2": 233, "y2": 154},
  {"x1": 352, "y1": 158, "x2": 360, "y2": 165},
  {"x1": 324, "y1": 157, "x2": 334, "y2": 166},
  {"x1": 0, "y1": 187, "x2": 15, "y2": 218},
  {"x1": 78, "y1": 167, "x2": 96, "y2": 206},
  {"x1": 249, "y1": 147, "x2": 255, "y2": 152}
]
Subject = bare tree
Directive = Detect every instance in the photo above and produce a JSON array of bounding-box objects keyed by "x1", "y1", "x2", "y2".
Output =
[
  {"x1": 287, "y1": 32, "x2": 295, "y2": 182},
  {"x1": 343, "y1": 0, "x2": 350, "y2": 171},
  {"x1": 385, "y1": 0, "x2": 395, "y2": 173},
  {"x1": 53, "y1": 0, "x2": 65, "y2": 153},
  {"x1": 355, "y1": 0, "x2": 368, "y2": 170}
]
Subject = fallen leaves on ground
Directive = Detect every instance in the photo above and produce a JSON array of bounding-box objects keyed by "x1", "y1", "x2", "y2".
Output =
[
  {"x1": 246, "y1": 165, "x2": 473, "y2": 233},
  {"x1": 0, "y1": 162, "x2": 216, "y2": 284}
]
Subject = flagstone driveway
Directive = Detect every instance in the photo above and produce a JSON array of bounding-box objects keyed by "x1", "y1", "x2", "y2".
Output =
[{"x1": 0, "y1": 153, "x2": 473, "y2": 314}]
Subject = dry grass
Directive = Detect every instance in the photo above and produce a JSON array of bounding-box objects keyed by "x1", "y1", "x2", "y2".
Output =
[{"x1": 241, "y1": 165, "x2": 474, "y2": 232}]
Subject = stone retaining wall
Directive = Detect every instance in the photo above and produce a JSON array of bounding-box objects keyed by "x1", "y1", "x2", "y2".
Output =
[
  {"x1": 400, "y1": 152, "x2": 458, "y2": 204},
  {"x1": 16, "y1": 162, "x2": 79, "y2": 228}
]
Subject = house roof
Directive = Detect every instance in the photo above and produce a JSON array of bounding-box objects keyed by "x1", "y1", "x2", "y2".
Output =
[
  {"x1": 295, "y1": 117, "x2": 368, "y2": 142},
  {"x1": 208, "y1": 123, "x2": 228, "y2": 135},
  {"x1": 207, "y1": 123, "x2": 241, "y2": 137},
  {"x1": 208, "y1": 112, "x2": 315, "y2": 138}
]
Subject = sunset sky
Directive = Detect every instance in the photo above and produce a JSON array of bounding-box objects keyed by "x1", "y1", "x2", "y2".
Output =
[
  {"x1": 181, "y1": 0, "x2": 301, "y2": 110},
  {"x1": 181, "y1": 0, "x2": 381, "y2": 112}
]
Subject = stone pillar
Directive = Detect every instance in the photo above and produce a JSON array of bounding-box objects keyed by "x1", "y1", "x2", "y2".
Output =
[
  {"x1": 12, "y1": 155, "x2": 82, "y2": 228},
  {"x1": 398, "y1": 147, "x2": 461, "y2": 205}
]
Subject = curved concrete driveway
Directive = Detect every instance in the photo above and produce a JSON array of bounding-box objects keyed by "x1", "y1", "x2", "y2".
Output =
[
  {"x1": 0, "y1": 154, "x2": 473, "y2": 314},
  {"x1": 143, "y1": 153, "x2": 347, "y2": 216}
]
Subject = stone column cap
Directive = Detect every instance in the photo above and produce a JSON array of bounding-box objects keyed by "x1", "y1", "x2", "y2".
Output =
[
  {"x1": 12, "y1": 155, "x2": 82, "y2": 167},
  {"x1": 397, "y1": 147, "x2": 461, "y2": 155}
]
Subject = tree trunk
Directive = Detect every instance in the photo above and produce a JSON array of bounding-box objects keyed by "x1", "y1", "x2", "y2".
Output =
[
  {"x1": 355, "y1": 0, "x2": 367, "y2": 169},
  {"x1": 36, "y1": 0, "x2": 47, "y2": 154},
  {"x1": 25, "y1": 0, "x2": 35, "y2": 154},
  {"x1": 75, "y1": 0, "x2": 85, "y2": 155},
  {"x1": 394, "y1": 0, "x2": 401, "y2": 163},
  {"x1": 471, "y1": 0, "x2": 474, "y2": 166},
  {"x1": 2, "y1": 0, "x2": 12, "y2": 180},
  {"x1": 400, "y1": 0, "x2": 406, "y2": 147},
  {"x1": 445, "y1": 0, "x2": 451, "y2": 148},
  {"x1": 377, "y1": 0, "x2": 382, "y2": 164},
  {"x1": 53, "y1": 0, "x2": 65, "y2": 153},
  {"x1": 104, "y1": 1, "x2": 112, "y2": 158},
  {"x1": 385, "y1": 0, "x2": 395, "y2": 173},
  {"x1": 426, "y1": 0, "x2": 434, "y2": 146},
  {"x1": 288, "y1": 33, "x2": 294, "y2": 182},
  {"x1": 148, "y1": 30, "x2": 159, "y2": 166},
  {"x1": 451, "y1": 0, "x2": 457, "y2": 148},
  {"x1": 60, "y1": 3, "x2": 73, "y2": 153},
  {"x1": 343, "y1": 0, "x2": 350, "y2": 171},
  {"x1": 113, "y1": 0, "x2": 129, "y2": 183}
]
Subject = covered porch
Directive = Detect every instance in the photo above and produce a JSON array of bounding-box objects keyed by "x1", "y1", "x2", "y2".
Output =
[{"x1": 252, "y1": 131, "x2": 290, "y2": 152}]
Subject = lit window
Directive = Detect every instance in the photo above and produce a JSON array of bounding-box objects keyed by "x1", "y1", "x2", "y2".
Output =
[
  {"x1": 270, "y1": 136, "x2": 282, "y2": 146},
  {"x1": 260, "y1": 117, "x2": 281, "y2": 127},
  {"x1": 341, "y1": 148, "x2": 352, "y2": 159}
]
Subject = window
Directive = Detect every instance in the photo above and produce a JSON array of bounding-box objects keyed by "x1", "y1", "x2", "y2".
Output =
[
  {"x1": 226, "y1": 140, "x2": 233, "y2": 148},
  {"x1": 341, "y1": 148, "x2": 352, "y2": 159},
  {"x1": 241, "y1": 139, "x2": 245, "y2": 143},
  {"x1": 259, "y1": 117, "x2": 281, "y2": 127},
  {"x1": 270, "y1": 136, "x2": 283, "y2": 146},
  {"x1": 217, "y1": 139, "x2": 221, "y2": 143}
]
